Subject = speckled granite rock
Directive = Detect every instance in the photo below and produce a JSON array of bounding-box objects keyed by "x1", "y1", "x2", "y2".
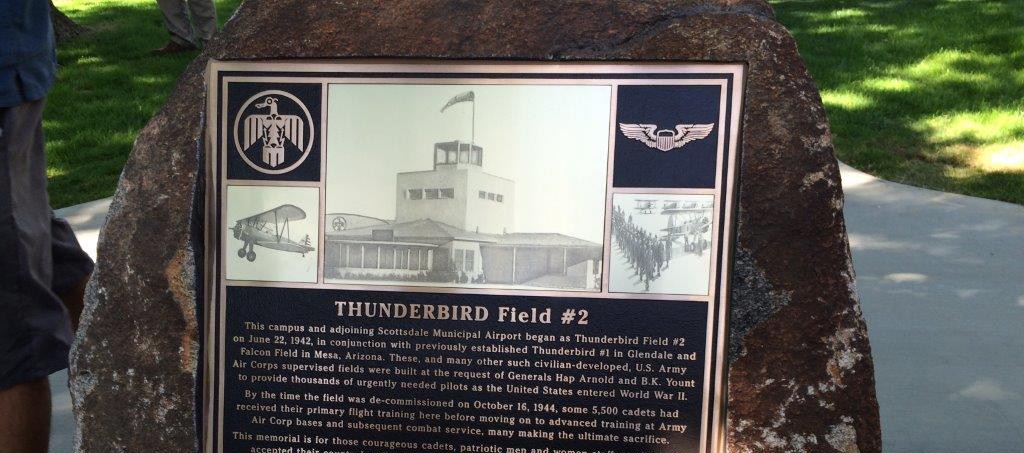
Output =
[{"x1": 70, "y1": 1, "x2": 881, "y2": 452}]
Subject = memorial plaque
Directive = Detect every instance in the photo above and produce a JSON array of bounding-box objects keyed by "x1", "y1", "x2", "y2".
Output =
[{"x1": 203, "y1": 61, "x2": 744, "y2": 453}]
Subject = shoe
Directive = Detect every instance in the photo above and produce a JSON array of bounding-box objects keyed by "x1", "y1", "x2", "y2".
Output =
[{"x1": 150, "y1": 41, "x2": 197, "y2": 55}]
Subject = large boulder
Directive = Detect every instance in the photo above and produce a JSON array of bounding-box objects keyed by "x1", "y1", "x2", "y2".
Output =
[{"x1": 70, "y1": 1, "x2": 882, "y2": 452}]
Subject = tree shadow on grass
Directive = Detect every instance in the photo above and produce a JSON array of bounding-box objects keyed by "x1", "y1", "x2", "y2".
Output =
[
  {"x1": 47, "y1": 0, "x2": 1024, "y2": 206},
  {"x1": 773, "y1": 0, "x2": 1024, "y2": 204},
  {"x1": 46, "y1": 0, "x2": 242, "y2": 208}
]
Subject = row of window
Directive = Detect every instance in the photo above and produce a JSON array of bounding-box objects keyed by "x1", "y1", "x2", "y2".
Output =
[
  {"x1": 336, "y1": 244, "x2": 433, "y2": 271},
  {"x1": 332, "y1": 244, "x2": 474, "y2": 273},
  {"x1": 478, "y1": 191, "x2": 504, "y2": 203},
  {"x1": 435, "y1": 148, "x2": 483, "y2": 166},
  {"x1": 404, "y1": 188, "x2": 504, "y2": 203},
  {"x1": 405, "y1": 186, "x2": 505, "y2": 202},
  {"x1": 406, "y1": 188, "x2": 455, "y2": 200}
]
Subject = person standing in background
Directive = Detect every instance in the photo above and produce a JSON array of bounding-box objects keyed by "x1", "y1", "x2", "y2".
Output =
[
  {"x1": 152, "y1": 0, "x2": 217, "y2": 54},
  {"x1": 0, "y1": 1, "x2": 95, "y2": 452}
]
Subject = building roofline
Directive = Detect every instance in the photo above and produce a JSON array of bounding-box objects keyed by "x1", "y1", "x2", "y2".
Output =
[{"x1": 395, "y1": 167, "x2": 515, "y2": 184}]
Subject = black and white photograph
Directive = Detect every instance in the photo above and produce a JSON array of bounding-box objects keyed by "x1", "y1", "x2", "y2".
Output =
[
  {"x1": 323, "y1": 84, "x2": 612, "y2": 291},
  {"x1": 224, "y1": 185, "x2": 319, "y2": 283},
  {"x1": 609, "y1": 193, "x2": 714, "y2": 295}
]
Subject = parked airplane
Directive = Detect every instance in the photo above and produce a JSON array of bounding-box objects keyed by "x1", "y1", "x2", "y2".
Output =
[
  {"x1": 230, "y1": 204, "x2": 314, "y2": 262},
  {"x1": 634, "y1": 199, "x2": 657, "y2": 214}
]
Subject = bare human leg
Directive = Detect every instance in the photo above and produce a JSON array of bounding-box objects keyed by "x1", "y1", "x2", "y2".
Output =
[{"x1": 0, "y1": 378, "x2": 51, "y2": 453}]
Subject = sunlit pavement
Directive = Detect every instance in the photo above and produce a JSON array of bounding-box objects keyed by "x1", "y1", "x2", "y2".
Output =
[
  {"x1": 841, "y1": 163, "x2": 1024, "y2": 452},
  {"x1": 46, "y1": 165, "x2": 1024, "y2": 451},
  {"x1": 53, "y1": 197, "x2": 109, "y2": 263}
]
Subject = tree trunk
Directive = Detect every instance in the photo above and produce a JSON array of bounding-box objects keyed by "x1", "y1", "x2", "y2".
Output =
[{"x1": 50, "y1": 1, "x2": 88, "y2": 43}]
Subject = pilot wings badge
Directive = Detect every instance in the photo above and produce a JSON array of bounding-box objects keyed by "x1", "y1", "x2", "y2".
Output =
[
  {"x1": 619, "y1": 123, "x2": 715, "y2": 152},
  {"x1": 233, "y1": 89, "x2": 315, "y2": 174}
]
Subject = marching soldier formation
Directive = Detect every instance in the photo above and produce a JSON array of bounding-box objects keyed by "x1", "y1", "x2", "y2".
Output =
[
  {"x1": 611, "y1": 204, "x2": 711, "y2": 292},
  {"x1": 612, "y1": 205, "x2": 669, "y2": 291}
]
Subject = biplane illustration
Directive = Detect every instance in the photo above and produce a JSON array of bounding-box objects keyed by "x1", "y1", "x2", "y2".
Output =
[
  {"x1": 661, "y1": 202, "x2": 712, "y2": 241},
  {"x1": 634, "y1": 199, "x2": 657, "y2": 214},
  {"x1": 661, "y1": 220, "x2": 710, "y2": 238},
  {"x1": 661, "y1": 201, "x2": 710, "y2": 215},
  {"x1": 230, "y1": 204, "x2": 314, "y2": 262}
]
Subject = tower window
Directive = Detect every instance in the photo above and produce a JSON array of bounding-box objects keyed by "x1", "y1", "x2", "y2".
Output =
[
  {"x1": 496, "y1": 194, "x2": 503, "y2": 203},
  {"x1": 487, "y1": 193, "x2": 495, "y2": 201},
  {"x1": 407, "y1": 189, "x2": 423, "y2": 200},
  {"x1": 440, "y1": 188, "x2": 455, "y2": 199},
  {"x1": 425, "y1": 189, "x2": 439, "y2": 199},
  {"x1": 479, "y1": 191, "x2": 486, "y2": 199}
]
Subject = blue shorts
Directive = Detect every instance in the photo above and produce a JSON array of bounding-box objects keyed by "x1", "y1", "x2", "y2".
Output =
[{"x1": 0, "y1": 100, "x2": 94, "y2": 391}]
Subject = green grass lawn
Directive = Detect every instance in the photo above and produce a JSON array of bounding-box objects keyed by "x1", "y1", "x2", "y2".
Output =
[
  {"x1": 45, "y1": 0, "x2": 1024, "y2": 207},
  {"x1": 46, "y1": 0, "x2": 241, "y2": 208},
  {"x1": 772, "y1": 0, "x2": 1024, "y2": 204}
]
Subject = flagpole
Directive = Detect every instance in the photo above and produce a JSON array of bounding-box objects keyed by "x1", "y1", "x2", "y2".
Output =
[{"x1": 471, "y1": 98, "x2": 475, "y2": 151}]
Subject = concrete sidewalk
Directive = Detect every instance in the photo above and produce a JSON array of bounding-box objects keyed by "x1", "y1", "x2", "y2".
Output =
[
  {"x1": 48, "y1": 197, "x2": 110, "y2": 453},
  {"x1": 53, "y1": 197, "x2": 110, "y2": 262},
  {"x1": 840, "y1": 164, "x2": 1024, "y2": 452},
  {"x1": 46, "y1": 165, "x2": 1024, "y2": 452}
]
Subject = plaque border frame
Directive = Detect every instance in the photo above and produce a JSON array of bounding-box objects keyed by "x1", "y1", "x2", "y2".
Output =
[{"x1": 203, "y1": 60, "x2": 746, "y2": 453}]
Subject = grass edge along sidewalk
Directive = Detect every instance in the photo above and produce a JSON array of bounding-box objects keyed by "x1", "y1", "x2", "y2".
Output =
[
  {"x1": 45, "y1": 0, "x2": 1024, "y2": 208},
  {"x1": 772, "y1": 0, "x2": 1024, "y2": 205}
]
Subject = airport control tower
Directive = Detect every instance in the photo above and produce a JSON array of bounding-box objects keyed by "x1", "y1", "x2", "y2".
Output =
[{"x1": 395, "y1": 140, "x2": 515, "y2": 235}]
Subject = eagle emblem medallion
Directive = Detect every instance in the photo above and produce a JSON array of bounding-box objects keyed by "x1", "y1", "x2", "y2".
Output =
[{"x1": 232, "y1": 90, "x2": 315, "y2": 174}]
